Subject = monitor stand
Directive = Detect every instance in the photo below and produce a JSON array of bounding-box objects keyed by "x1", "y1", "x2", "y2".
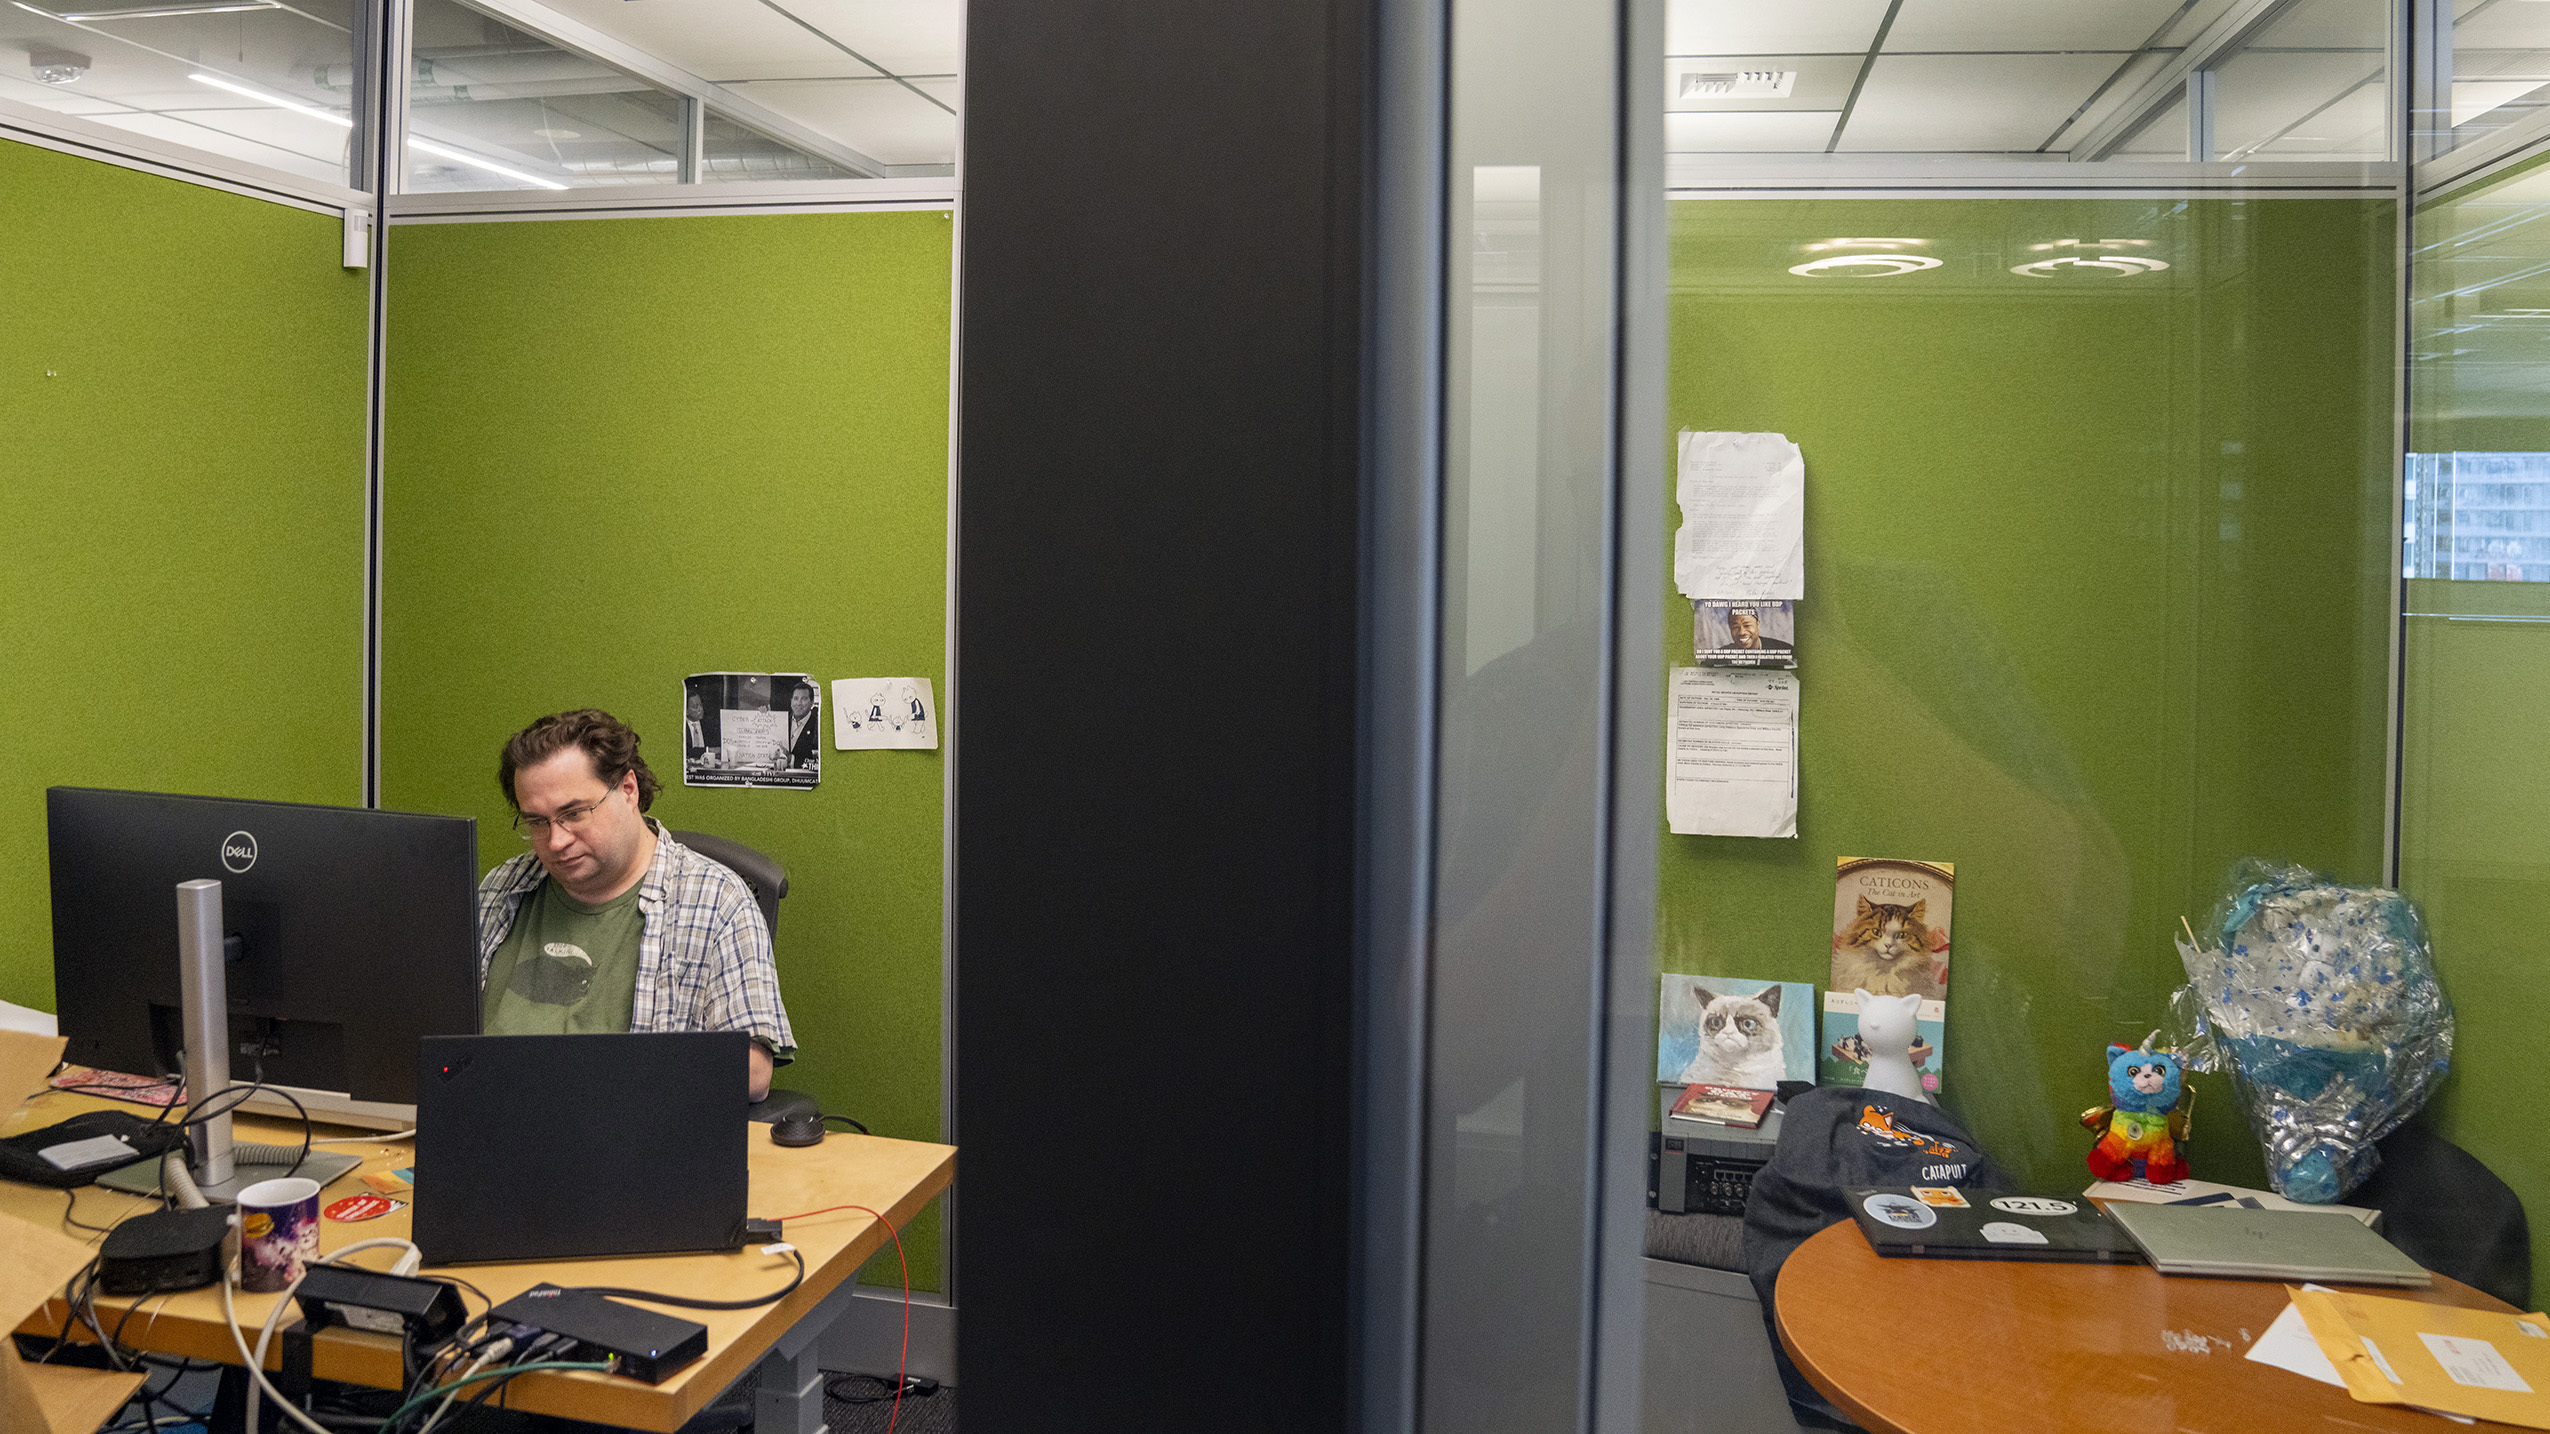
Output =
[
  {"x1": 108, "y1": 880, "x2": 375, "y2": 1204},
  {"x1": 97, "y1": 1148, "x2": 363, "y2": 1202}
]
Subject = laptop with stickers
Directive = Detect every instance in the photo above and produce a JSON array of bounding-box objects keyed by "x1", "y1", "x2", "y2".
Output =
[{"x1": 1845, "y1": 1187, "x2": 2144, "y2": 1263}]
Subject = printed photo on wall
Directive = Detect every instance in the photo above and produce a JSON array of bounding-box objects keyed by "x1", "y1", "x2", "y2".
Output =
[
  {"x1": 1820, "y1": 989, "x2": 1947, "y2": 1094},
  {"x1": 683, "y1": 672, "x2": 821, "y2": 790},
  {"x1": 1830, "y1": 857, "x2": 1954, "y2": 998},
  {"x1": 832, "y1": 677, "x2": 939, "y2": 751},
  {"x1": 1656, "y1": 975, "x2": 1815, "y2": 1092},
  {"x1": 1694, "y1": 599, "x2": 1797, "y2": 668}
]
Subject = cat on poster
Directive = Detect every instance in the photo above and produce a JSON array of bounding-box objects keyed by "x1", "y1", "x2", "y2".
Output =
[
  {"x1": 683, "y1": 672, "x2": 820, "y2": 790},
  {"x1": 1657, "y1": 975, "x2": 1815, "y2": 1092}
]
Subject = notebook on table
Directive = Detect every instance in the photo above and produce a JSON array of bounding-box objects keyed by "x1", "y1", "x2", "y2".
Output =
[
  {"x1": 2102, "y1": 1199, "x2": 2432, "y2": 1286},
  {"x1": 1845, "y1": 1188, "x2": 2142, "y2": 1263},
  {"x1": 413, "y1": 1032, "x2": 749, "y2": 1265}
]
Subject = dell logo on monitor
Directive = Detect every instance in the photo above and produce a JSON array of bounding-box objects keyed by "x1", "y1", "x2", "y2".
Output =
[{"x1": 220, "y1": 831, "x2": 258, "y2": 873}]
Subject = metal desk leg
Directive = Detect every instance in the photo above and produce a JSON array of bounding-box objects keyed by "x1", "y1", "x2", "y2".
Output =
[{"x1": 752, "y1": 1274, "x2": 865, "y2": 1434}]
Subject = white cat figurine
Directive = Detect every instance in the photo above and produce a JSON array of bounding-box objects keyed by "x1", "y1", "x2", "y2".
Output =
[
  {"x1": 1676, "y1": 983, "x2": 1787, "y2": 1090},
  {"x1": 1852, "y1": 988, "x2": 1930, "y2": 1104}
]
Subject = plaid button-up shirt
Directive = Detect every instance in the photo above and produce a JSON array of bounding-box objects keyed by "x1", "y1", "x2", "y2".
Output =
[{"x1": 476, "y1": 820, "x2": 797, "y2": 1060}]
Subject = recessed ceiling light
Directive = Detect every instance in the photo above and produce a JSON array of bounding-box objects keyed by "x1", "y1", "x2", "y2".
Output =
[
  {"x1": 1682, "y1": 69, "x2": 1794, "y2": 99},
  {"x1": 29, "y1": 45, "x2": 87, "y2": 82},
  {"x1": 533, "y1": 127, "x2": 580, "y2": 139},
  {"x1": 2010, "y1": 256, "x2": 2170, "y2": 278},
  {"x1": 1788, "y1": 255, "x2": 1941, "y2": 278},
  {"x1": 45, "y1": 0, "x2": 279, "y2": 19}
]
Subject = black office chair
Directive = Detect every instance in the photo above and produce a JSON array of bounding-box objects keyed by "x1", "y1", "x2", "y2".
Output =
[
  {"x1": 668, "y1": 830, "x2": 822, "y2": 1126},
  {"x1": 2349, "y1": 1124, "x2": 2532, "y2": 1310}
]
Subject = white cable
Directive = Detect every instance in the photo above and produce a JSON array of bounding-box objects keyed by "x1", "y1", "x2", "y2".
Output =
[
  {"x1": 221, "y1": 1269, "x2": 333, "y2": 1434},
  {"x1": 324, "y1": 1237, "x2": 423, "y2": 1278}
]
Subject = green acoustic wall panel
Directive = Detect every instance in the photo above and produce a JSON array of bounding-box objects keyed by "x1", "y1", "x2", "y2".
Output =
[
  {"x1": 0, "y1": 139, "x2": 369, "y2": 1013},
  {"x1": 381, "y1": 210, "x2": 951, "y2": 1288},
  {"x1": 1659, "y1": 199, "x2": 2396, "y2": 1195}
]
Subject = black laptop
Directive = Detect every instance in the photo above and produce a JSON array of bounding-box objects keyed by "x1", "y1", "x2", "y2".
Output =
[
  {"x1": 1846, "y1": 1188, "x2": 2143, "y2": 1264},
  {"x1": 413, "y1": 1033, "x2": 750, "y2": 1265}
]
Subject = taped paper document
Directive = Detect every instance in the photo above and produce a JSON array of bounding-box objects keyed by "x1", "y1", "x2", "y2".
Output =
[
  {"x1": 1675, "y1": 430, "x2": 1805, "y2": 600},
  {"x1": 1666, "y1": 667, "x2": 1797, "y2": 839}
]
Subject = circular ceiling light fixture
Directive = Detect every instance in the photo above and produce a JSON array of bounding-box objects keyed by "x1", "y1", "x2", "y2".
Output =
[
  {"x1": 1800, "y1": 237, "x2": 1931, "y2": 253},
  {"x1": 2009, "y1": 255, "x2": 2171, "y2": 278},
  {"x1": 1788, "y1": 254, "x2": 1942, "y2": 278}
]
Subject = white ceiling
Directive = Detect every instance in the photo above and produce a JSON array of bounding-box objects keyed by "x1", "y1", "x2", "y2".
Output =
[
  {"x1": 0, "y1": 0, "x2": 957, "y2": 190},
  {"x1": 1659, "y1": 0, "x2": 2438, "y2": 161}
]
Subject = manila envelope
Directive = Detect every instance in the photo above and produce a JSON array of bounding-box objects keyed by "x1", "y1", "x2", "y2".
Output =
[
  {"x1": 2295, "y1": 1285, "x2": 2550, "y2": 1429},
  {"x1": 0, "y1": 1029, "x2": 148, "y2": 1433}
]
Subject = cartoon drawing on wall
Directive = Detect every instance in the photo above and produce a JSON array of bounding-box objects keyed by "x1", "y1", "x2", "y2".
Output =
[
  {"x1": 832, "y1": 677, "x2": 939, "y2": 750},
  {"x1": 683, "y1": 672, "x2": 821, "y2": 789}
]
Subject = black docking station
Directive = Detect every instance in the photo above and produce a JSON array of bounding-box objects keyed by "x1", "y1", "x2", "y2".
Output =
[{"x1": 488, "y1": 1284, "x2": 709, "y2": 1385}]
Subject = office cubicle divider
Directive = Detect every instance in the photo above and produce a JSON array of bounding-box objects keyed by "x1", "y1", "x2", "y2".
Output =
[
  {"x1": 0, "y1": 136, "x2": 371, "y2": 1013},
  {"x1": 378, "y1": 206, "x2": 955, "y2": 1291}
]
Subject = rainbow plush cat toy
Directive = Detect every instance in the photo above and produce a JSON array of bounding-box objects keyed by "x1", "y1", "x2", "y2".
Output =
[{"x1": 2082, "y1": 1035, "x2": 2191, "y2": 1185}]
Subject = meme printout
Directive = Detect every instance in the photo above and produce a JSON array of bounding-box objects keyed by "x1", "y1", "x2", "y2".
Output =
[{"x1": 683, "y1": 672, "x2": 821, "y2": 790}]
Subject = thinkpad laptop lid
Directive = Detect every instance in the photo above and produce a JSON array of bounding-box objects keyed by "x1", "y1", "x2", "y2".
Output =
[
  {"x1": 1846, "y1": 1188, "x2": 2142, "y2": 1263},
  {"x1": 414, "y1": 1033, "x2": 749, "y2": 1265},
  {"x1": 2103, "y1": 1199, "x2": 2431, "y2": 1286}
]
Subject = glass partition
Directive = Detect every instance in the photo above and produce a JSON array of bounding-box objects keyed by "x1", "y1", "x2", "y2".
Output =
[
  {"x1": 2400, "y1": 156, "x2": 2550, "y2": 1315},
  {"x1": 0, "y1": 0, "x2": 362, "y2": 187},
  {"x1": 397, "y1": 0, "x2": 954, "y2": 193}
]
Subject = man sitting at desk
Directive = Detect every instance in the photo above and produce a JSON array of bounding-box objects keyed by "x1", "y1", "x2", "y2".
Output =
[{"x1": 478, "y1": 708, "x2": 796, "y2": 1101}]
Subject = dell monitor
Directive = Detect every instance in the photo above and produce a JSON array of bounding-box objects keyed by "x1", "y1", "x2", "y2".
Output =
[{"x1": 47, "y1": 787, "x2": 481, "y2": 1131}]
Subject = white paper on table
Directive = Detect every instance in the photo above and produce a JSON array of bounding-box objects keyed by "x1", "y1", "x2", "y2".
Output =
[
  {"x1": 2249, "y1": 1286, "x2": 2348, "y2": 1387},
  {"x1": 832, "y1": 677, "x2": 939, "y2": 750},
  {"x1": 1674, "y1": 430, "x2": 1805, "y2": 600},
  {"x1": 1665, "y1": 667, "x2": 1797, "y2": 838}
]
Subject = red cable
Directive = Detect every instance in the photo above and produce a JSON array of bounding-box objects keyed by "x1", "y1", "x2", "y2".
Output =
[{"x1": 771, "y1": 1203, "x2": 911, "y2": 1434}]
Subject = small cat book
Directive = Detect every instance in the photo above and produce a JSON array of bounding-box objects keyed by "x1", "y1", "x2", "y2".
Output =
[
  {"x1": 1657, "y1": 974, "x2": 1816, "y2": 1091},
  {"x1": 1693, "y1": 599, "x2": 1797, "y2": 668},
  {"x1": 1831, "y1": 858, "x2": 1954, "y2": 999},
  {"x1": 1821, "y1": 990, "x2": 1948, "y2": 1093},
  {"x1": 1670, "y1": 1083, "x2": 1775, "y2": 1128}
]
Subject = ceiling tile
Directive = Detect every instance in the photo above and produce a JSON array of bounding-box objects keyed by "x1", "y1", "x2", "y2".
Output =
[
  {"x1": 1667, "y1": 0, "x2": 1891, "y2": 56},
  {"x1": 748, "y1": 0, "x2": 958, "y2": 76},
  {"x1": 2213, "y1": 47, "x2": 2386, "y2": 157},
  {"x1": 1665, "y1": 110, "x2": 1842, "y2": 152},
  {"x1": 530, "y1": 0, "x2": 884, "y2": 80},
  {"x1": 1884, "y1": 0, "x2": 2188, "y2": 52},
  {"x1": 1837, "y1": 52, "x2": 2120, "y2": 151},
  {"x1": 727, "y1": 75, "x2": 954, "y2": 166},
  {"x1": 2453, "y1": 0, "x2": 2550, "y2": 53}
]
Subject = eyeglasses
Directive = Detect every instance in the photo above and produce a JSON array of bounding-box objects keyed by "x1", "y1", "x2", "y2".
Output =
[{"x1": 512, "y1": 791, "x2": 617, "y2": 840}]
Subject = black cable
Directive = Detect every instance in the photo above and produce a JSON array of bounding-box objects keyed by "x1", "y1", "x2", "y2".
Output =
[
  {"x1": 559, "y1": 1245, "x2": 805, "y2": 1311},
  {"x1": 820, "y1": 1113, "x2": 870, "y2": 1135},
  {"x1": 59, "y1": 1185, "x2": 119, "y2": 1235},
  {"x1": 825, "y1": 1372, "x2": 939, "y2": 1404},
  {"x1": 172, "y1": 1080, "x2": 314, "y2": 1180}
]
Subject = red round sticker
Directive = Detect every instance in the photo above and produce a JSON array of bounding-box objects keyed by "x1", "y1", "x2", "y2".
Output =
[{"x1": 325, "y1": 1194, "x2": 401, "y2": 1222}]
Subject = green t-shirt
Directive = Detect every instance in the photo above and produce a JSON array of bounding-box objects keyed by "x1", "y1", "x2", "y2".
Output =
[{"x1": 482, "y1": 879, "x2": 644, "y2": 1035}]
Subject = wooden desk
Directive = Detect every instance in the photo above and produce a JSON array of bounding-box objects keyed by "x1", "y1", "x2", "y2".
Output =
[
  {"x1": 3, "y1": 1093, "x2": 955, "y2": 1433},
  {"x1": 1775, "y1": 1219, "x2": 2518, "y2": 1434}
]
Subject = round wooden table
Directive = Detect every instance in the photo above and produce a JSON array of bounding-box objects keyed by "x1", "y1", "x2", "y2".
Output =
[{"x1": 1774, "y1": 1218, "x2": 2519, "y2": 1434}]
